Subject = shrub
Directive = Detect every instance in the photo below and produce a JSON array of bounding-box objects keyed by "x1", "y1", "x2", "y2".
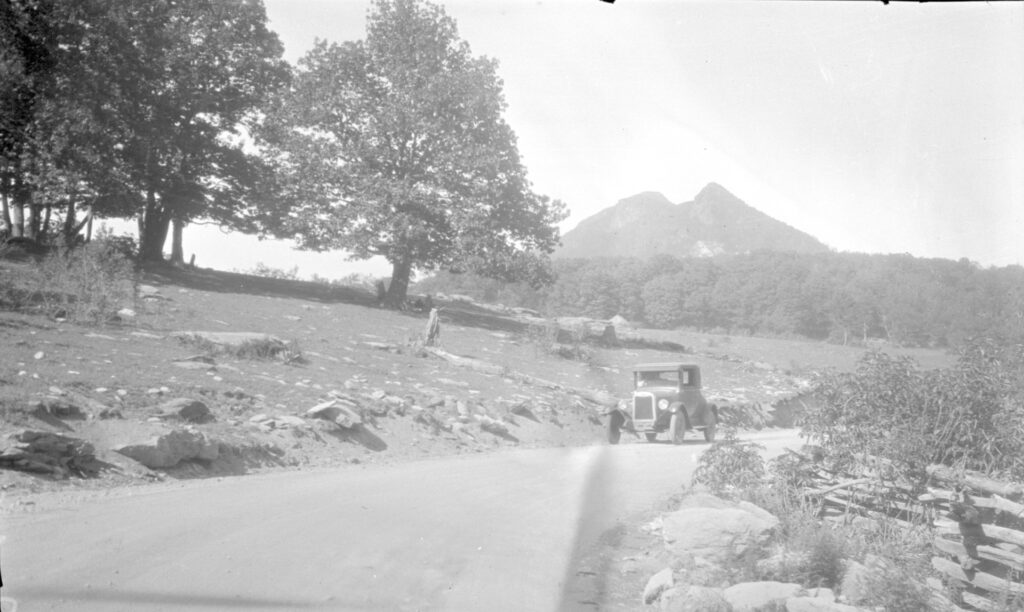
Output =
[
  {"x1": 691, "y1": 430, "x2": 766, "y2": 496},
  {"x1": 246, "y1": 262, "x2": 300, "y2": 280},
  {"x1": 802, "y1": 339, "x2": 1024, "y2": 479},
  {"x1": 32, "y1": 239, "x2": 138, "y2": 324}
]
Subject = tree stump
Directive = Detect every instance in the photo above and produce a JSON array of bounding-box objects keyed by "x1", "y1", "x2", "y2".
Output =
[{"x1": 424, "y1": 308, "x2": 441, "y2": 347}]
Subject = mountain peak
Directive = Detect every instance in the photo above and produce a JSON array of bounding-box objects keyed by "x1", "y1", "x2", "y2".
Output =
[
  {"x1": 694, "y1": 182, "x2": 734, "y2": 201},
  {"x1": 556, "y1": 183, "x2": 828, "y2": 259}
]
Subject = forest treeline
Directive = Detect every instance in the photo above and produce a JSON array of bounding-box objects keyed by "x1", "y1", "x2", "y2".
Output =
[{"x1": 415, "y1": 251, "x2": 1024, "y2": 348}]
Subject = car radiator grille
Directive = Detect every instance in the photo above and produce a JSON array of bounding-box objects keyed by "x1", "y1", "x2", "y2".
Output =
[{"x1": 633, "y1": 395, "x2": 654, "y2": 421}]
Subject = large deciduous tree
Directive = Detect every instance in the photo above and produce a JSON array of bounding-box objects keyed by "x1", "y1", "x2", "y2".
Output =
[
  {"x1": 261, "y1": 0, "x2": 566, "y2": 305},
  {"x1": 2, "y1": 0, "x2": 289, "y2": 258}
]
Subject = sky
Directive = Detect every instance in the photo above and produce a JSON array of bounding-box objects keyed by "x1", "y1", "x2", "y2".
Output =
[{"x1": 160, "y1": 0, "x2": 1024, "y2": 278}]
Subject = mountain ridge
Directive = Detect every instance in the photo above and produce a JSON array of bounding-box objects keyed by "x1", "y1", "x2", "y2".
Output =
[{"x1": 556, "y1": 183, "x2": 829, "y2": 259}]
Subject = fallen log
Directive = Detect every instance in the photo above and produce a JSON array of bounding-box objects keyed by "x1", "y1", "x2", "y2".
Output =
[
  {"x1": 928, "y1": 465, "x2": 1024, "y2": 500},
  {"x1": 933, "y1": 537, "x2": 1024, "y2": 573},
  {"x1": 932, "y1": 556, "x2": 1024, "y2": 596}
]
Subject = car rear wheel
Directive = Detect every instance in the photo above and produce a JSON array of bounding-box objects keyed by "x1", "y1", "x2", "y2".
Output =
[{"x1": 607, "y1": 411, "x2": 623, "y2": 445}]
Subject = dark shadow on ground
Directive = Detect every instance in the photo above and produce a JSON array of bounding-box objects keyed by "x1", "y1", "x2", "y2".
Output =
[{"x1": 142, "y1": 262, "x2": 378, "y2": 306}]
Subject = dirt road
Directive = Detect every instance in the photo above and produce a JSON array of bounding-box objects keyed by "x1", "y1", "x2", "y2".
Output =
[{"x1": 2, "y1": 430, "x2": 800, "y2": 611}]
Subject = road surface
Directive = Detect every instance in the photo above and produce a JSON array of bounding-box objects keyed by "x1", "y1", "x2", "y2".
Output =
[{"x1": 2, "y1": 430, "x2": 799, "y2": 611}]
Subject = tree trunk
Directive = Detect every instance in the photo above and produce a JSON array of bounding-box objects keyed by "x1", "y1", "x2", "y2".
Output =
[
  {"x1": 170, "y1": 216, "x2": 184, "y2": 264},
  {"x1": 9, "y1": 173, "x2": 25, "y2": 238},
  {"x1": 384, "y1": 257, "x2": 412, "y2": 307},
  {"x1": 39, "y1": 201, "x2": 51, "y2": 242},
  {"x1": 139, "y1": 187, "x2": 171, "y2": 261},
  {"x1": 1, "y1": 170, "x2": 11, "y2": 237},
  {"x1": 62, "y1": 198, "x2": 77, "y2": 243}
]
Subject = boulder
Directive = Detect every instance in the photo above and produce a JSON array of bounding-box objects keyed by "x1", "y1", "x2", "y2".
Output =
[
  {"x1": 32, "y1": 398, "x2": 86, "y2": 420},
  {"x1": 307, "y1": 400, "x2": 362, "y2": 428},
  {"x1": 643, "y1": 568, "x2": 675, "y2": 604},
  {"x1": 158, "y1": 398, "x2": 213, "y2": 423},
  {"x1": 662, "y1": 495, "x2": 778, "y2": 565},
  {"x1": 722, "y1": 581, "x2": 803, "y2": 611},
  {"x1": 659, "y1": 585, "x2": 732, "y2": 612},
  {"x1": 0, "y1": 430, "x2": 103, "y2": 477},
  {"x1": 115, "y1": 429, "x2": 220, "y2": 469}
]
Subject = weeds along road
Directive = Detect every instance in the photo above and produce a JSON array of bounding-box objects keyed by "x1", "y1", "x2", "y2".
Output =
[{"x1": 4, "y1": 429, "x2": 800, "y2": 612}]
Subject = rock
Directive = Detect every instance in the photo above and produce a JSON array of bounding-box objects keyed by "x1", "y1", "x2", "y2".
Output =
[
  {"x1": 99, "y1": 407, "x2": 124, "y2": 420},
  {"x1": 34, "y1": 351, "x2": 44, "y2": 360},
  {"x1": 115, "y1": 430, "x2": 220, "y2": 468},
  {"x1": 158, "y1": 398, "x2": 213, "y2": 423},
  {"x1": 0, "y1": 430, "x2": 102, "y2": 478},
  {"x1": 32, "y1": 398, "x2": 86, "y2": 420},
  {"x1": 785, "y1": 597, "x2": 864, "y2": 612},
  {"x1": 662, "y1": 495, "x2": 778, "y2": 565},
  {"x1": 643, "y1": 568, "x2": 675, "y2": 604},
  {"x1": 722, "y1": 581, "x2": 802, "y2": 611},
  {"x1": 273, "y1": 415, "x2": 306, "y2": 428},
  {"x1": 659, "y1": 585, "x2": 732, "y2": 612},
  {"x1": 306, "y1": 400, "x2": 362, "y2": 428},
  {"x1": 249, "y1": 413, "x2": 270, "y2": 423},
  {"x1": 117, "y1": 307, "x2": 136, "y2": 319},
  {"x1": 476, "y1": 415, "x2": 511, "y2": 438}
]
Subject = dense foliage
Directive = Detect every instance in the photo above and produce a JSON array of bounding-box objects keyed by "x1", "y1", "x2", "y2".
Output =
[
  {"x1": 804, "y1": 338, "x2": 1024, "y2": 479},
  {"x1": 258, "y1": 0, "x2": 565, "y2": 304},
  {"x1": 415, "y1": 251, "x2": 1024, "y2": 347},
  {"x1": 1, "y1": 0, "x2": 290, "y2": 260}
]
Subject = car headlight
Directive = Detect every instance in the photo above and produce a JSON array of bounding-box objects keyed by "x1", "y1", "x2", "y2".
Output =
[{"x1": 658, "y1": 399, "x2": 669, "y2": 410}]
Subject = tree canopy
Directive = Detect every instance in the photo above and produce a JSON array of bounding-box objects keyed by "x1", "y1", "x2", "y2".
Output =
[
  {"x1": 1, "y1": 0, "x2": 289, "y2": 259},
  {"x1": 260, "y1": 0, "x2": 566, "y2": 304}
]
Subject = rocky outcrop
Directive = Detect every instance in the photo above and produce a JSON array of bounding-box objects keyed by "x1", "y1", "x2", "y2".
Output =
[
  {"x1": 115, "y1": 429, "x2": 221, "y2": 469},
  {"x1": 0, "y1": 430, "x2": 104, "y2": 478}
]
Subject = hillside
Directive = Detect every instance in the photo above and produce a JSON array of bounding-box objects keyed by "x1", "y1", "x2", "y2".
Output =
[
  {"x1": 0, "y1": 258, "x2": 830, "y2": 506},
  {"x1": 556, "y1": 183, "x2": 829, "y2": 259}
]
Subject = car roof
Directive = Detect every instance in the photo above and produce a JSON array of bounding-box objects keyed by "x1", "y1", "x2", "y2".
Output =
[{"x1": 633, "y1": 362, "x2": 699, "y2": 372}]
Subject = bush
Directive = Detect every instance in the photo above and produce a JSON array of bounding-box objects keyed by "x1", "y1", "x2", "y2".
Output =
[
  {"x1": 691, "y1": 430, "x2": 766, "y2": 496},
  {"x1": 246, "y1": 262, "x2": 300, "y2": 280},
  {"x1": 802, "y1": 339, "x2": 1024, "y2": 479},
  {"x1": 32, "y1": 239, "x2": 138, "y2": 324}
]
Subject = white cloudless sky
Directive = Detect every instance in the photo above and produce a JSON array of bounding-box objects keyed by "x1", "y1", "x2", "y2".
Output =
[{"x1": 160, "y1": 0, "x2": 1023, "y2": 278}]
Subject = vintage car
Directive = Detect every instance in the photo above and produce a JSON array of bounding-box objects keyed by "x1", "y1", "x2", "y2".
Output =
[{"x1": 607, "y1": 362, "x2": 717, "y2": 444}]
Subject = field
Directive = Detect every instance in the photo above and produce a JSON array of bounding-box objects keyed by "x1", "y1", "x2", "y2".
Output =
[{"x1": 0, "y1": 258, "x2": 954, "y2": 506}]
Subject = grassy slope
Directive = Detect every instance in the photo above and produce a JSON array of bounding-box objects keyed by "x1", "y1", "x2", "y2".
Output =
[{"x1": 0, "y1": 260, "x2": 952, "y2": 502}]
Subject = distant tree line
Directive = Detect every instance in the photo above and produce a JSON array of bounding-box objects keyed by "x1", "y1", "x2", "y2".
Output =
[{"x1": 414, "y1": 252, "x2": 1024, "y2": 348}]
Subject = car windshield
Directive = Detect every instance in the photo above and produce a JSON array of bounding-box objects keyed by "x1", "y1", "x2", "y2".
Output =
[{"x1": 637, "y1": 371, "x2": 678, "y2": 386}]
